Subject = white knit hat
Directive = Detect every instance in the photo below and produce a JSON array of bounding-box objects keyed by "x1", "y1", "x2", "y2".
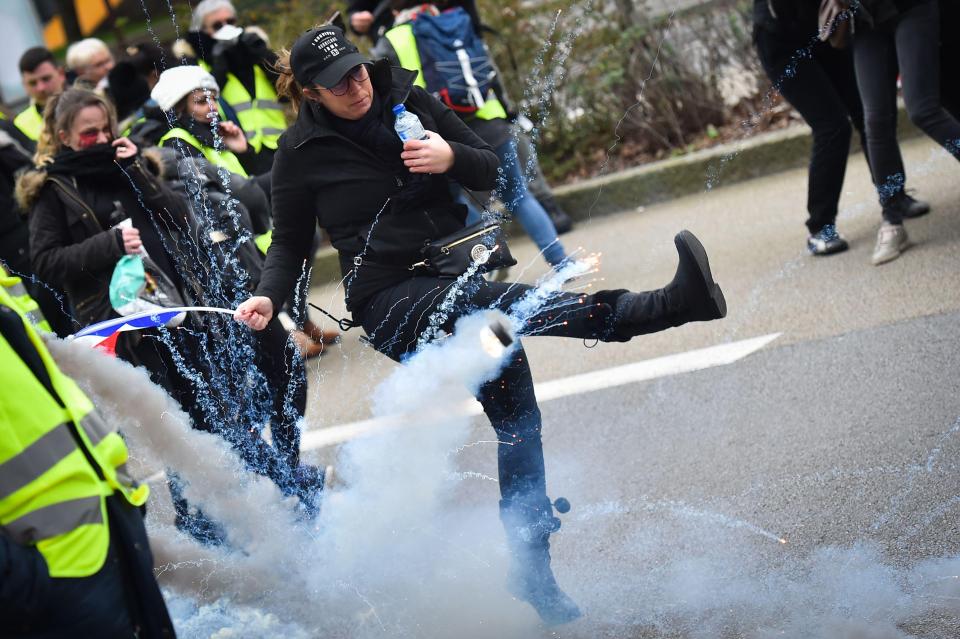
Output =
[{"x1": 151, "y1": 66, "x2": 220, "y2": 111}]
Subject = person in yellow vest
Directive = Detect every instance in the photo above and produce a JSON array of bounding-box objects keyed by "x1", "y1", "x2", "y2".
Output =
[
  {"x1": 151, "y1": 65, "x2": 251, "y2": 178},
  {"x1": 15, "y1": 47, "x2": 66, "y2": 150},
  {"x1": 373, "y1": 4, "x2": 571, "y2": 269},
  {"x1": 189, "y1": 0, "x2": 287, "y2": 176},
  {"x1": 0, "y1": 286, "x2": 176, "y2": 638},
  {"x1": 0, "y1": 266, "x2": 52, "y2": 333}
]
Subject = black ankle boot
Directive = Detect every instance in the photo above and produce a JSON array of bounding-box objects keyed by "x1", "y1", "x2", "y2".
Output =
[
  {"x1": 611, "y1": 230, "x2": 726, "y2": 339},
  {"x1": 500, "y1": 497, "x2": 582, "y2": 626}
]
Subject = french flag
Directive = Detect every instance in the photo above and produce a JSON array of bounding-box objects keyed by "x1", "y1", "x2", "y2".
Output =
[{"x1": 70, "y1": 307, "x2": 234, "y2": 356}]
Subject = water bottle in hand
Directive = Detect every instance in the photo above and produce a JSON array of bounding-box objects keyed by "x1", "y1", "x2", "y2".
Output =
[{"x1": 393, "y1": 104, "x2": 428, "y2": 141}]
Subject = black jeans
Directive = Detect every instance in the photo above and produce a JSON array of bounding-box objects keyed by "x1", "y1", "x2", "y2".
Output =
[
  {"x1": 358, "y1": 276, "x2": 615, "y2": 507},
  {"x1": 941, "y1": 0, "x2": 960, "y2": 120},
  {"x1": 4, "y1": 496, "x2": 175, "y2": 639},
  {"x1": 854, "y1": 0, "x2": 960, "y2": 221},
  {"x1": 755, "y1": 29, "x2": 878, "y2": 234}
]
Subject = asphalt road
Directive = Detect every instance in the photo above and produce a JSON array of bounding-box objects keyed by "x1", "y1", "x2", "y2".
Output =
[{"x1": 293, "y1": 135, "x2": 960, "y2": 638}]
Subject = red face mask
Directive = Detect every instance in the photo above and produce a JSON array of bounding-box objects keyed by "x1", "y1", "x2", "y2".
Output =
[{"x1": 77, "y1": 131, "x2": 106, "y2": 149}]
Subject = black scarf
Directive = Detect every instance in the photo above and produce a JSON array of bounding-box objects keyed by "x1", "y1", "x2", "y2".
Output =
[
  {"x1": 327, "y1": 92, "x2": 404, "y2": 163},
  {"x1": 45, "y1": 144, "x2": 121, "y2": 178},
  {"x1": 326, "y1": 93, "x2": 436, "y2": 214},
  {"x1": 177, "y1": 113, "x2": 220, "y2": 149}
]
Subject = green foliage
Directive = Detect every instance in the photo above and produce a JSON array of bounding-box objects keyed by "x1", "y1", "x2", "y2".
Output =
[
  {"x1": 482, "y1": 0, "x2": 761, "y2": 183},
  {"x1": 239, "y1": 0, "x2": 762, "y2": 184},
  {"x1": 241, "y1": 0, "x2": 346, "y2": 49}
]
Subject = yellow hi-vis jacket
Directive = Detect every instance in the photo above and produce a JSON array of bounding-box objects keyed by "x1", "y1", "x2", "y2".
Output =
[
  {"x1": 159, "y1": 127, "x2": 249, "y2": 177},
  {"x1": 384, "y1": 23, "x2": 508, "y2": 121},
  {"x1": 13, "y1": 104, "x2": 44, "y2": 142},
  {"x1": 0, "y1": 286, "x2": 148, "y2": 578},
  {"x1": 0, "y1": 271, "x2": 52, "y2": 333},
  {"x1": 201, "y1": 61, "x2": 286, "y2": 153}
]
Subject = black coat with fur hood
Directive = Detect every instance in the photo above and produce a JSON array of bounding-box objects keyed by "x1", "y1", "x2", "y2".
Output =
[
  {"x1": 256, "y1": 59, "x2": 499, "y2": 315},
  {"x1": 17, "y1": 153, "x2": 189, "y2": 327}
]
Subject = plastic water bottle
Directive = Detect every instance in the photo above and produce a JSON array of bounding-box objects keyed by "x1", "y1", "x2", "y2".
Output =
[{"x1": 393, "y1": 104, "x2": 428, "y2": 141}]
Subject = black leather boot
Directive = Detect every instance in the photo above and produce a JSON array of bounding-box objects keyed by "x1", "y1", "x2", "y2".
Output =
[
  {"x1": 500, "y1": 496, "x2": 582, "y2": 626},
  {"x1": 610, "y1": 229, "x2": 726, "y2": 340}
]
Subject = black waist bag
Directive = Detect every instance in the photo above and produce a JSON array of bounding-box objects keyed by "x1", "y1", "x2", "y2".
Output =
[{"x1": 413, "y1": 221, "x2": 517, "y2": 277}]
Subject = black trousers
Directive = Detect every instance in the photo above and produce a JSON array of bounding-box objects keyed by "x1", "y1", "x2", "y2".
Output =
[
  {"x1": 4, "y1": 496, "x2": 175, "y2": 639},
  {"x1": 941, "y1": 0, "x2": 960, "y2": 120},
  {"x1": 853, "y1": 0, "x2": 960, "y2": 220},
  {"x1": 358, "y1": 276, "x2": 614, "y2": 507},
  {"x1": 755, "y1": 28, "x2": 878, "y2": 234}
]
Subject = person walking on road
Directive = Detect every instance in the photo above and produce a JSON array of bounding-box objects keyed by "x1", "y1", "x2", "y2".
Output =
[
  {"x1": 753, "y1": 0, "x2": 929, "y2": 257},
  {"x1": 852, "y1": 0, "x2": 960, "y2": 264},
  {"x1": 234, "y1": 25, "x2": 728, "y2": 626},
  {"x1": 0, "y1": 284, "x2": 176, "y2": 638}
]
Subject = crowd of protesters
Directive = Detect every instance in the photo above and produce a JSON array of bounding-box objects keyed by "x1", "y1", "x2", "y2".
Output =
[{"x1": 1, "y1": 0, "x2": 957, "y2": 636}]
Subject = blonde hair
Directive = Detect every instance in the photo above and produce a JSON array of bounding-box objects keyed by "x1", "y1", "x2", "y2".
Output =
[{"x1": 35, "y1": 88, "x2": 118, "y2": 164}]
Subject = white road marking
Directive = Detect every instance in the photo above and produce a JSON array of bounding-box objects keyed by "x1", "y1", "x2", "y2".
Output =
[{"x1": 300, "y1": 333, "x2": 782, "y2": 451}]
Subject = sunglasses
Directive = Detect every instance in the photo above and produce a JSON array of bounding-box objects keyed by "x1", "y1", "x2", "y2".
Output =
[
  {"x1": 326, "y1": 65, "x2": 369, "y2": 97},
  {"x1": 210, "y1": 16, "x2": 237, "y2": 32}
]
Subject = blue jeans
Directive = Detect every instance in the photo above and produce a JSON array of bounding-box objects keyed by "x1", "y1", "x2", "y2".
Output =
[{"x1": 462, "y1": 139, "x2": 567, "y2": 266}]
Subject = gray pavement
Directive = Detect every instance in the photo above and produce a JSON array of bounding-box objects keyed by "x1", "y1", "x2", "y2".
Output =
[{"x1": 298, "y1": 136, "x2": 960, "y2": 637}]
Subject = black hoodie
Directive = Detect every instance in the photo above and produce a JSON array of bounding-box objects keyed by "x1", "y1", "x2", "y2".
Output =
[{"x1": 255, "y1": 59, "x2": 499, "y2": 315}]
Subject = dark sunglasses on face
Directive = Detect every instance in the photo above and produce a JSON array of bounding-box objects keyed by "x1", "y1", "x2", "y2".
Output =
[
  {"x1": 326, "y1": 65, "x2": 369, "y2": 97},
  {"x1": 210, "y1": 16, "x2": 237, "y2": 32}
]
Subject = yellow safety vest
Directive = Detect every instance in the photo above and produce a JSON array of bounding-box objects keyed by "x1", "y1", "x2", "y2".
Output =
[
  {"x1": 0, "y1": 272, "x2": 52, "y2": 333},
  {"x1": 384, "y1": 23, "x2": 508, "y2": 121},
  {"x1": 0, "y1": 287, "x2": 148, "y2": 578},
  {"x1": 159, "y1": 127, "x2": 249, "y2": 177},
  {"x1": 14, "y1": 104, "x2": 44, "y2": 142},
  {"x1": 201, "y1": 61, "x2": 286, "y2": 153}
]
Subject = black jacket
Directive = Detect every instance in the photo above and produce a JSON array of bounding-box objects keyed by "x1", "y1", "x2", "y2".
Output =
[
  {"x1": 857, "y1": 0, "x2": 933, "y2": 27},
  {"x1": 20, "y1": 157, "x2": 189, "y2": 326},
  {"x1": 753, "y1": 0, "x2": 821, "y2": 36},
  {"x1": 0, "y1": 125, "x2": 34, "y2": 274},
  {"x1": 255, "y1": 59, "x2": 499, "y2": 314},
  {"x1": 154, "y1": 147, "x2": 265, "y2": 297}
]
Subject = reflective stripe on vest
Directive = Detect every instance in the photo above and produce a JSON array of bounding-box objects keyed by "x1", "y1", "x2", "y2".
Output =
[
  {"x1": 384, "y1": 24, "x2": 508, "y2": 121},
  {"x1": 0, "y1": 274, "x2": 52, "y2": 333},
  {"x1": 0, "y1": 287, "x2": 148, "y2": 577},
  {"x1": 202, "y1": 61, "x2": 286, "y2": 153},
  {"x1": 4, "y1": 495, "x2": 103, "y2": 546},
  {"x1": 159, "y1": 127, "x2": 249, "y2": 177},
  {"x1": 13, "y1": 105, "x2": 43, "y2": 141}
]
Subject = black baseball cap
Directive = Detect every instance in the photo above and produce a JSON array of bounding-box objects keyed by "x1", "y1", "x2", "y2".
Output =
[{"x1": 290, "y1": 25, "x2": 370, "y2": 89}]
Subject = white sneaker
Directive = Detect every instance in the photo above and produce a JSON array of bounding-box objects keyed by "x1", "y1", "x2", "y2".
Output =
[{"x1": 872, "y1": 222, "x2": 909, "y2": 265}]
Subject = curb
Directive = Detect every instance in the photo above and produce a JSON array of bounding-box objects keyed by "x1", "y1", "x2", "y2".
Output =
[{"x1": 312, "y1": 107, "x2": 919, "y2": 283}]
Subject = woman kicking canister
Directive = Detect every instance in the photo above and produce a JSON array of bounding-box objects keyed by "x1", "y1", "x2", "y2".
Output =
[{"x1": 234, "y1": 25, "x2": 727, "y2": 625}]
